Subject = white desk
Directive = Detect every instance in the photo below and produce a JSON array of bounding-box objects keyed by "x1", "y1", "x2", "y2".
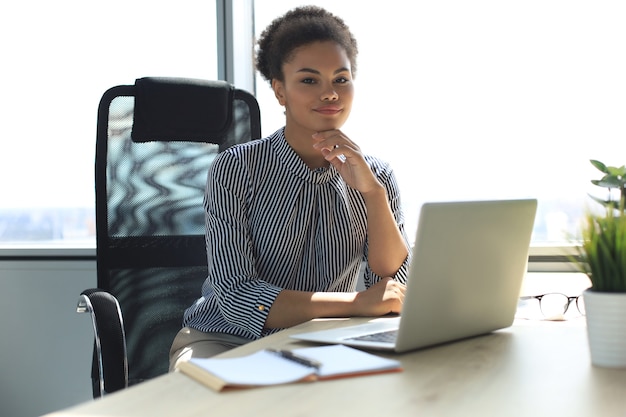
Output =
[{"x1": 45, "y1": 316, "x2": 626, "y2": 417}]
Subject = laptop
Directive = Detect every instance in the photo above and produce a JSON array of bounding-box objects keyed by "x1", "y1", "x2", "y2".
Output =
[{"x1": 291, "y1": 198, "x2": 537, "y2": 353}]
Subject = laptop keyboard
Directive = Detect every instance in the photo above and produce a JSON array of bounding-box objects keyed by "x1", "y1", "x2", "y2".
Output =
[{"x1": 347, "y1": 329, "x2": 398, "y2": 343}]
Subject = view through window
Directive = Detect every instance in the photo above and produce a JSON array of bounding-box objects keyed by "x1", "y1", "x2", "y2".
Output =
[
  {"x1": 253, "y1": 0, "x2": 626, "y2": 246},
  {"x1": 2, "y1": 1, "x2": 625, "y2": 252},
  {"x1": 0, "y1": 0, "x2": 217, "y2": 247}
]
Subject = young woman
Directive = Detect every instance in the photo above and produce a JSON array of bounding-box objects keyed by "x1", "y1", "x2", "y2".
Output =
[{"x1": 169, "y1": 5, "x2": 410, "y2": 370}]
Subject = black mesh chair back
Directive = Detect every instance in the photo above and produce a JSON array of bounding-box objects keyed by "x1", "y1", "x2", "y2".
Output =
[{"x1": 82, "y1": 77, "x2": 261, "y2": 397}]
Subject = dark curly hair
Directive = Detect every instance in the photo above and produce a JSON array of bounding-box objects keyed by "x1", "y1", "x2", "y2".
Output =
[{"x1": 255, "y1": 6, "x2": 358, "y2": 84}]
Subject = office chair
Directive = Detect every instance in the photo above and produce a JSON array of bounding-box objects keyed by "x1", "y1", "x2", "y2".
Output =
[{"x1": 77, "y1": 77, "x2": 261, "y2": 397}]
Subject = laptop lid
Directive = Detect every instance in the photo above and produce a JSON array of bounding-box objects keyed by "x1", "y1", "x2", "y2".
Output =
[{"x1": 291, "y1": 198, "x2": 537, "y2": 352}]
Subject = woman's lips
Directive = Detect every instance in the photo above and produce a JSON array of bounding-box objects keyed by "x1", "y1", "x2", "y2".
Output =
[{"x1": 314, "y1": 106, "x2": 342, "y2": 115}]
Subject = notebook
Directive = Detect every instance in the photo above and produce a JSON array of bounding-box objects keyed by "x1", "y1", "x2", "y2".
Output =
[
  {"x1": 291, "y1": 198, "x2": 537, "y2": 353},
  {"x1": 176, "y1": 344, "x2": 402, "y2": 391}
]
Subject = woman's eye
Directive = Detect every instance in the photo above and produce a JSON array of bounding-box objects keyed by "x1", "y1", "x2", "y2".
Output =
[
  {"x1": 335, "y1": 77, "x2": 349, "y2": 84},
  {"x1": 301, "y1": 78, "x2": 316, "y2": 84}
]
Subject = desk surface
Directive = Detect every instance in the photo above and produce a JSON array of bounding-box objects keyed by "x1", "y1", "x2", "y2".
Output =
[{"x1": 46, "y1": 316, "x2": 626, "y2": 417}]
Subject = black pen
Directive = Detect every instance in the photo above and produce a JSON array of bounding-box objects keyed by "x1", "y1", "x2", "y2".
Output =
[{"x1": 267, "y1": 349, "x2": 322, "y2": 370}]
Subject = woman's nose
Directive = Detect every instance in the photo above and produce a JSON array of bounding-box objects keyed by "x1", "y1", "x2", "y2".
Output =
[{"x1": 321, "y1": 88, "x2": 338, "y2": 101}]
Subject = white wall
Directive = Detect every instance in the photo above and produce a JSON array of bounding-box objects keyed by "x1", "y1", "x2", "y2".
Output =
[{"x1": 0, "y1": 259, "x2": 96, "y2": 417}]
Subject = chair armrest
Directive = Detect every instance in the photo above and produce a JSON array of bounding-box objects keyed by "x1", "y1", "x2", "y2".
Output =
[{"x1": 77, "y1": 288, "x2": 128, "y2": 397}]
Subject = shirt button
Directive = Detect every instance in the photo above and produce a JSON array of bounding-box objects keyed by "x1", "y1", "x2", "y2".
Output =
[{"x1": 258, "y1": 305, "x2": 265, "y2": 311}]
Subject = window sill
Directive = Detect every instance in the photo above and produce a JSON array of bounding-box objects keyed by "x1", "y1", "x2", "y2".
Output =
[{"x1": 0, "y1": 246, "x2": 96, "y2": 261}]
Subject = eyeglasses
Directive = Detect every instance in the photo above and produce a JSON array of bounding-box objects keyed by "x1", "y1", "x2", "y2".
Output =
[{"x1": 518, "y1": 293, "x2": 585, "y2": 318}]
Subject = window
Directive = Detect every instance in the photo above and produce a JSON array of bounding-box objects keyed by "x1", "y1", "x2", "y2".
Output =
[
  {"x1": 253, "y1": 0, "x2": 626, "y2": 249},
  {"x1": 0, "y1": 0, "x2": 217, "y2": 247},
  {"x1": 4, "y1": 0, "x2": 625, "y2": 259}
]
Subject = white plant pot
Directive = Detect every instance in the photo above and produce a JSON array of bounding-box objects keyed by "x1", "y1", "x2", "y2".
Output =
[{"x1": 583, "y1": 289, "x2": 626, "y2": 368}]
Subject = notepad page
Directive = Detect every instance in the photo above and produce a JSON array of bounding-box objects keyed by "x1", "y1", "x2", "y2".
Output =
[
  {"x1": 292, "y1": 344, "x2": 401, "y2": 378},
  {"x1": 188, "y1": 350, "x2": 314, "y2": 386}
]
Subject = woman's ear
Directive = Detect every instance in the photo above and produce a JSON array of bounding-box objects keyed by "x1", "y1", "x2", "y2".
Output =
[{"x1": 271, "y1": 79, "x2": 286, "y2": 106}]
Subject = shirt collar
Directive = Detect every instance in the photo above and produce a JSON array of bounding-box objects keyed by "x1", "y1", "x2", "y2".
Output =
[{"x1": 271, "y1": 128, "x2": 339, "y2": 184}]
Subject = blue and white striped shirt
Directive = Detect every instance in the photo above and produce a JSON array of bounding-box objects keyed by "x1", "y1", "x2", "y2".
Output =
[{"x1": 182, "y1": 128, "x2": 410, "y2": 340}]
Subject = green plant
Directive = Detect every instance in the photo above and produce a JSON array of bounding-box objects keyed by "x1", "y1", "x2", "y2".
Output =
[
  {"x1": 574, "y1": 160, "x2": 626, "y2": 292},
  {"x1": 576, "y1": 208, "x2": 626, "y2": 292},
  {"x1": 588, "y1": 159, "x2": 626, "y2": 211}
]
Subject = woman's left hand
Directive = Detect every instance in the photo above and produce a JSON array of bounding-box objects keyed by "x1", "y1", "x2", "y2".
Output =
[{"x1": 312, "y1": 130, "x2": 381, "y2": 194}]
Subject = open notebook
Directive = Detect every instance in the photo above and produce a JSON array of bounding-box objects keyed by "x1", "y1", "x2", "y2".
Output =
[
  {"x1": 291, "y1": 199, "x2": 537, "y2": 353},
  {"x1": 177, "y1": 344, "x2": 401, "y2": 391}
]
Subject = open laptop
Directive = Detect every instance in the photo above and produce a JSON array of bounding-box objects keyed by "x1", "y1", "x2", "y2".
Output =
[{"x1": 291, "y1": 198, "x2": 537, "y2": 353}]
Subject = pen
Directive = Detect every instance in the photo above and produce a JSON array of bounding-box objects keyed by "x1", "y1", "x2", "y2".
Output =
[{"x1": 267, "y1": 349, "x2": 322, "y2": 370}]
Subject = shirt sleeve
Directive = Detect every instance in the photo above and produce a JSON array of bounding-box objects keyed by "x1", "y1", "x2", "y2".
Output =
[{"x1": 203, "y1": 150, "x2": 283, "y2": 338}]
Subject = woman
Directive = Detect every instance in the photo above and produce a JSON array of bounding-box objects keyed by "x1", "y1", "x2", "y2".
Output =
[{"x1": 169, "y1": 5, "x2": 410, "y2": 370}]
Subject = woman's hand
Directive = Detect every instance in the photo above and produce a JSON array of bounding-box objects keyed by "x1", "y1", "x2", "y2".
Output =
[
  {"x1": 353, "y1": 277, "x2": 406, "y2": 316},
  {"x1": 312, "y1": 130, "x2": 381, "y2": 195}
]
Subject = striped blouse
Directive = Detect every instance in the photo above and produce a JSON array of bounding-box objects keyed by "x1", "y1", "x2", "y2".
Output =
[{"x1": 182, "y1": 128, "x2": 410, "y2": 340}]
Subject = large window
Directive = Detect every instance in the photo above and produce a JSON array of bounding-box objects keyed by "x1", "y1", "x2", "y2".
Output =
[
  {"x1": 3, "y1": 0, "x2": 625, "y2": 258},
  {"x1": 254, "y1": 0, "x2": 626, "y2": 248},
  {"x1": 0, "y1": 0, "x2": 217, "y2": 247}
]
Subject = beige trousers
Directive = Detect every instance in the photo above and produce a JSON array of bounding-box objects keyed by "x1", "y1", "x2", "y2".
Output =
[{"x1": 168, "y1": 327, "x2": 252, "y2": 372}]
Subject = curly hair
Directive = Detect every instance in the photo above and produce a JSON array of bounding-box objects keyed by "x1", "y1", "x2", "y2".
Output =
[{"x1": 255, "y1": 6, "x2": 358, "y2": 84}]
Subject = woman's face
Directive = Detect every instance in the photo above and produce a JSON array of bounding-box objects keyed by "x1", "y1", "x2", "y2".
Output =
[{"x1": 272, "y1": 41, "x2": 354, "y2": 135}]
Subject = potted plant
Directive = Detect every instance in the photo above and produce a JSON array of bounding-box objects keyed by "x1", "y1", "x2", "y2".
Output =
[{"x1": 574, "y1": 160, "x2": 626, "y2": 368}]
